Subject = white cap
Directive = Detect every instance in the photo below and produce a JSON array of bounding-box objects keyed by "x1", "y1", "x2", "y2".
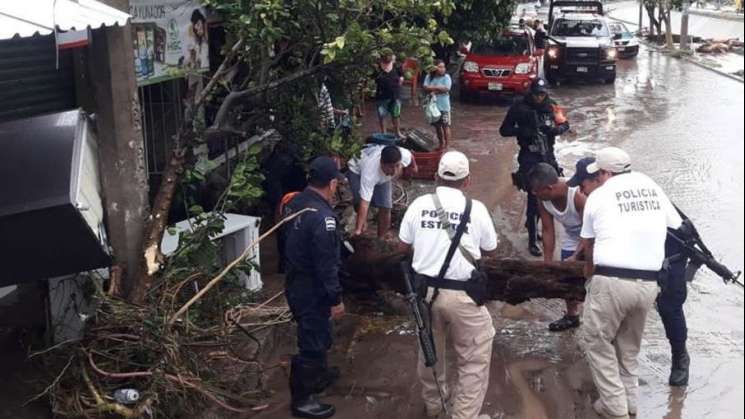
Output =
[
  {"x1": 587, "y1": 147, "x2": 631, "y2": 174},
  {"x1": 438, "y1": 151, "x2": 470, "y2": 181}
]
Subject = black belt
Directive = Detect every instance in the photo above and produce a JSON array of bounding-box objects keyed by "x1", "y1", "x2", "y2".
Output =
[
  {"x1": 595, "y1": 266, "x2": 660, "y2": 282},
  {"x1": 424, "y1": 276, "x2": 469, "y2": 291}
]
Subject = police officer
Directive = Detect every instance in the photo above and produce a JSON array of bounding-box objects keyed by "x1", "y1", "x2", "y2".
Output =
[
  {"x1": 570, "y1": 157, "x2": 692, "y2": 387},
  {"x1": 575, "y1": 147, "x2": 682, "y2": 419},
  {"x1": 658, "y1": 235, "x2": 690, "y2": 386},
  {"x1": 398, "y1": 151, "x2": 499, "y2": 419},
  {"x1": 499, "y1": 77, "x2": 569, "y2": 257},
  {"x1": 284, "y1": 157, "x2": 346, "y2": 419}
]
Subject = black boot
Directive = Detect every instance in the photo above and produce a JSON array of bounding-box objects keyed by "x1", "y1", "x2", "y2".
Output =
[
  {"x1": 529, "y1": 242, "x2": 543, "y2": 257},
  {"x1": 548, "y1": 315, "x2": 580, "y2": 332},
  {"x1": 669, "y1": 350, "x2": 690, "y2": 387},
  {"x1": 291, "y1": 358, "x2": 336, "y2": 418},
  {"x1": 313, "y1": 366, "x2": 340, "y2": 394}
]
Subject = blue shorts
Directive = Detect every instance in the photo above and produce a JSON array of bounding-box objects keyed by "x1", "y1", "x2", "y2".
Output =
[
  {"x1": 561, "y1": 249, "x2": 574, "y2": 261},
  {"x1": 347, "y1": 171, "x2": 393, "y2": 209}
]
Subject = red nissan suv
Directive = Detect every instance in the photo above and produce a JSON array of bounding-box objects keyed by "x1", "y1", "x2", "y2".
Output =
[{"x1": 459, "y1": 28, "x2": 540, "y2": 101}]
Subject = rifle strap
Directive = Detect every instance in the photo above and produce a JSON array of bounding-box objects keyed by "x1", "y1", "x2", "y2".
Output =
[{"x1": 432, "y1": 193, "x2": 475, "y2": 281}]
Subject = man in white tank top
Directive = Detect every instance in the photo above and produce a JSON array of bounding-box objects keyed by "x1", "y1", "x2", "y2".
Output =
[{"x1": 528, "y1": 161, "x2": 588, "y2": 331}]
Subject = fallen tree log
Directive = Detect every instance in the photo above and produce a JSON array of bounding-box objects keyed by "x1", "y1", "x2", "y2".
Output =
[{"x1": 344, "y1": 236, "x2": 587, "y2": 305}]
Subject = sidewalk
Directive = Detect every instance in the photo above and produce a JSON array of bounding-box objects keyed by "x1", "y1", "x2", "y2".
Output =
[
  {"x1": 608, "y1": 0, "x2": 744, "y2": 40},
  {"x1": 688, "y1": 4, "x2": 744, "y2": 21}
]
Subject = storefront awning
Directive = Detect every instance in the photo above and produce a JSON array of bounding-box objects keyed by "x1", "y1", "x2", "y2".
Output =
[{"x1": 0, "y1": 0, "x2": 130, "y2": 41}]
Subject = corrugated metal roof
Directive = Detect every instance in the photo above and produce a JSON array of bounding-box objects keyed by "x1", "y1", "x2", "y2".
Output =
[{"x1": 0, "y1": 0, "x2": 130, "y2": 40}]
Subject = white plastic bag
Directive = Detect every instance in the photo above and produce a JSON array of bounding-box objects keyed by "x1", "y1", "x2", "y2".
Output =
[{"x1": 424, "y1": 95, "x2": 441, "y2": 124}]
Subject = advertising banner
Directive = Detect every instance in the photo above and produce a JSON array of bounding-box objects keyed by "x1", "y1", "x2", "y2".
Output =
[{"x1": 129, "y1": 0, "x2": 209, "y2": 85}]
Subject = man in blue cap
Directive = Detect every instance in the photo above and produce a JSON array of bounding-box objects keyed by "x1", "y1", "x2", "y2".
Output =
[
  {"x1": 283, "y1": 156, "x2": 346, "y2": 418},
  {"x1": 500, "y1": 77, "x2": 570, "y2": 257}
]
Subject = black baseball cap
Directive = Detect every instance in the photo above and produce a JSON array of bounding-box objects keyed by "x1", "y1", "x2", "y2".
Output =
[
  {"x1": 567, "y1": 157, "x2": 596, "y2": 187},
  {"x1": 309, "y1": 156, "x2": 343, "y2": 185},
  {"x1": 530, "y1": 77, "x2": 549, "y2": 95}
]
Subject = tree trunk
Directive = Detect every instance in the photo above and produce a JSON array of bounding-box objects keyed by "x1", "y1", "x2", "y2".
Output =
[
  {"x1": 680, "y1": 0, "x2": 691, "y2": 50},
  {"x1": 345, "y1": 237, "x2": 587, "y2": 304},
  {"x1": 664, "y1": 11, "x2": 675, "y2": 49},
  {"x1": 128, "y1": 144, "x2": 188, "y2": 304}
]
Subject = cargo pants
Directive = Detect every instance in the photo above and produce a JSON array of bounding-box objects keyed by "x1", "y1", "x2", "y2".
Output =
[
  {"x1": 418, "y1": 289, "x2": 496, "y2": 419},
  {"x1": 581, "y1": 275, "x2": 660, "y2": 417}
]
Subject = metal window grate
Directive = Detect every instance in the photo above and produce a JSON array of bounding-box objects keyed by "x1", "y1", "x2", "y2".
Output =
[{"x1": 137, "y1": 78, "x2": 185, "y2": 178}]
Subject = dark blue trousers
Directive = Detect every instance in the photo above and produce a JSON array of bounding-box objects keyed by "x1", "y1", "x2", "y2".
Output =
[
  {"x1": 285, "y1": 278, "x2": 333, "y2": 400},
  {"x1": 657, "y1": 238, "x2": 688, "y2": 356}
]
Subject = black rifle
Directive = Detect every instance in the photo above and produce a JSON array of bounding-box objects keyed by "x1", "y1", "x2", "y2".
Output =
[
  {"x1": 401, "y1": 262, "x2": 448, "y2": 414},
  {"x1": 668, "y1": 206, "x2": 742, "y2": 287}
]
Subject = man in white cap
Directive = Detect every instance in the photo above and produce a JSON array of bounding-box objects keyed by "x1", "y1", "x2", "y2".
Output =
[
  {"x1": 574, "y1": 147, "x2": 682, "y2": 419},
  {"x1": 398, "y1": 151, "x2": 498, "y2": 419}
]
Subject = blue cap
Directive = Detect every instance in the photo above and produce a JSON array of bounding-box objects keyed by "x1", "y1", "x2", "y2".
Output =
[
  {"x1": 567, "y1": 157, "x2": 596, "y2": 187},
  {"x1": 309, "y1": 156, "x2": 343, "y2": 185}
]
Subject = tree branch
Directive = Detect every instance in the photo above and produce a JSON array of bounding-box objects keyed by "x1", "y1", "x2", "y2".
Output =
[{"x1": 168, "y1": 208, "x2": 316, "y2": 326}]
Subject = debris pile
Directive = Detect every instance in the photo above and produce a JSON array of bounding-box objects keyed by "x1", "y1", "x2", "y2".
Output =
[{"x1": 696, "y1": 38, "x2": 745, "y2": 54}]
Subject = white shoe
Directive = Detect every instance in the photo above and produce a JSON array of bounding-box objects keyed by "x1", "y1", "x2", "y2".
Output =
[{"x1": 593, "y1": 399, "x2": 631, "y2": 419}]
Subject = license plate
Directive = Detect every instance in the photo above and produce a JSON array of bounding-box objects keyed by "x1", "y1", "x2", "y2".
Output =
[
  {"x1": 576, "y1": 66, "x2": 588, "y2": 73},
  {"x1": 488, "y1": 82, "x2": 503, "y2": 91},
  {"x1": 617, "y1": 47, "x2": 626, "y2": 51}
]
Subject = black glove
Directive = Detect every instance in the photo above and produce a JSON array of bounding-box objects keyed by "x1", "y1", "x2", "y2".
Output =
[{"x1": 539, "y1": 124, "x2": 556, "y2": 136}]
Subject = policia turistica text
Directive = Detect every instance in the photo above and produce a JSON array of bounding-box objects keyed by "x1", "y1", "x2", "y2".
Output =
[
  {"x1": 499, "y1": 77, "x2": 569, "y2": 257},
  {"x1": 283, "y1": 157, "x2": 347, "y2": 419},
  {"x1": 574, "y1": 147, "x2": 683, "y2": 419},
  {"x1": 398, "y1": 151, "x2": 499, "y2": 419}
]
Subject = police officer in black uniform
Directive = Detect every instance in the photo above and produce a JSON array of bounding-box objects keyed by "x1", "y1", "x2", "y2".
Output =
[
  {"x1": 500, "y1": 77, "x2": 570, "y2": 256},
  {"x1": 659, "y1": 230, "x2": 691, "y2": 386},
  {"x1": 284, "y1": 156, "x2": 346, "y2": 418}
]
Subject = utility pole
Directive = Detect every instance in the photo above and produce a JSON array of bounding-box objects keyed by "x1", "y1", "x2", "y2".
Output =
[
  {"x1": 638, "y1": 0, "x2": 644, "y2": 35},
  {"x1": 680, "y1": 0, "x2": 691, "y2": 50}
]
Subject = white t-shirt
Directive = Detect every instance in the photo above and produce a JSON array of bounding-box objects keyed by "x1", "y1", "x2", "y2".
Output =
[
  {"x1": 348, "y1": 145, "x2": 413, "y2": 202},
  {"x1": 580, "y1": 172, "x2": 682, "y2": 271},
  {"x1": 399, "y1": 187, "x2": 498, "y2": 280}
]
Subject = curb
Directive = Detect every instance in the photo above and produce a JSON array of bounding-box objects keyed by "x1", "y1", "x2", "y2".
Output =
[{"x1": 638, "y1": 39, "x2": 745, "y2": 83}]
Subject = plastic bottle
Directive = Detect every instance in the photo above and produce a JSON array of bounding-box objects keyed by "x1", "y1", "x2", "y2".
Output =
[{"x1": 113, "y1": 388, "x2": 140, "y2": 405}]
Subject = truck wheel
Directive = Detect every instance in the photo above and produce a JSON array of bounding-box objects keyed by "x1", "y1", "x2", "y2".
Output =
[{"x1": 604, "y1": 75, "x2": 616, "y2": 84}]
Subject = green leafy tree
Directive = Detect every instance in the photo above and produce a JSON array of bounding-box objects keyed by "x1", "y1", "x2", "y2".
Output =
[{"x1": 133, "y1": 0, "x2": 463, "y2": 302}]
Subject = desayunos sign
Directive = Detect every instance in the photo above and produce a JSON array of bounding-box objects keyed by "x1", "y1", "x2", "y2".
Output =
[{"x1": 129, "y1": 0, "x2": 209, "y2": 85}]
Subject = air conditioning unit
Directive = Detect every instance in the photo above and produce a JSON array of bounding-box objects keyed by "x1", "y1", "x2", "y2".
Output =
[
  {"x1": 0, "y1": 110, "x2": 110, "y2": 286},
  {"x1": 161, "y1": 214, "x2": 263, "y2": 291}
]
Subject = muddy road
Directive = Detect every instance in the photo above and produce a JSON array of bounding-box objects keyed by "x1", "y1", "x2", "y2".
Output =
[{"x1": 253, "y1": 47, "x2": 744, "y2": 419}]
